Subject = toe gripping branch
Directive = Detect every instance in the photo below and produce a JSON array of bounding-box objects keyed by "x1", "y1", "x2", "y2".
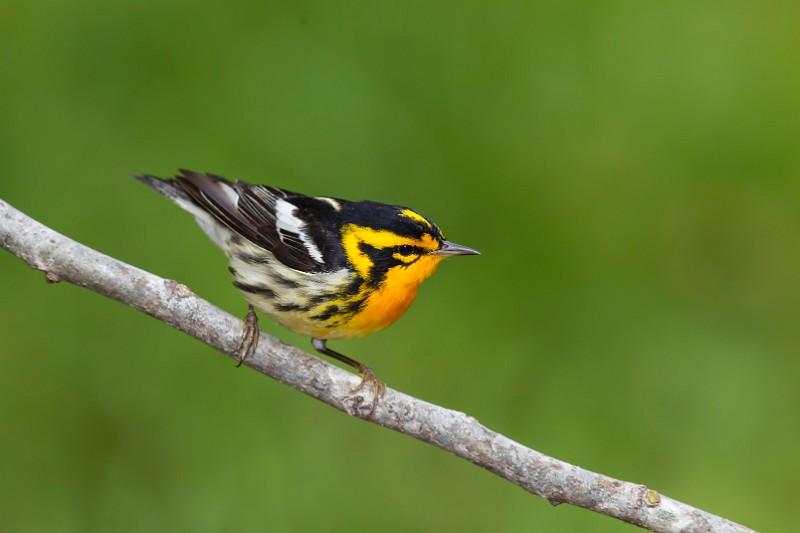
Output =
[{"x1": 311, "y1": 338, "x2": 386, "y2": 415}]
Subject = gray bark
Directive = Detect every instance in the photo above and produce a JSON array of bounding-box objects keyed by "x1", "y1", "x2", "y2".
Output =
[{"x1": 0, "y1": 198, "x2": 756, "y2": 533}]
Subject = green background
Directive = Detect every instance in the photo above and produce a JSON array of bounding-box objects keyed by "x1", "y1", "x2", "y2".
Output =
[{"x1": 2, "y1": 2, "x2": 798, "y2": 531}]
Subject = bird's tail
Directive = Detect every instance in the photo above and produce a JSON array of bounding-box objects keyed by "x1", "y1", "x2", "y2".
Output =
[
  {"x1": 133, "y1": 173, "x2": 188, "y2": 203},
  {"x1": 133, "y1": 170, "x2": 247, "y2": 250}
]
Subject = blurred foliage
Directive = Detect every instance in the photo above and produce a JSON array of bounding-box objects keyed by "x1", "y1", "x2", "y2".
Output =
[{"x1": 2, "y1": 1, "x2": 799, "y2": 531}]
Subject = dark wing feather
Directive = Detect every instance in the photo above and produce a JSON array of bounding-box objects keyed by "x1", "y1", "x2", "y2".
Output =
[
  {"x1": 233, "y1": 181, "x2": 326, "y2": 271},
  {"x1": 171, "y1": 170, "x2": 340, "y2": 273}
]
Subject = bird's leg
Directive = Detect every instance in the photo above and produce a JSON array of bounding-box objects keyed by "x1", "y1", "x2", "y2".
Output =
[
  {"x1": 311, "y1": 338, "x2": 386, "y2": 414},
  {"x1": 236, "y1": 305, "x2": 259, "y2": 367}
]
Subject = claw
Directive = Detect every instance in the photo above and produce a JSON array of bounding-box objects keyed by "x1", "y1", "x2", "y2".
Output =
[
  {"x1": 352, "y1": 365, "x2": 386, "y2": 415},
  {"x1": 236, "y1": 305, "x2": 259, "y2": 367},
  {"x1": 310, "y1": 338, "x2": 386, "y2": 416}
]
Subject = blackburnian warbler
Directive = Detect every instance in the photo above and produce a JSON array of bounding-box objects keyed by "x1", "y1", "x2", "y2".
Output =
[{"x1": 136, "y1": 170, "x2": 479, "y2": 412}]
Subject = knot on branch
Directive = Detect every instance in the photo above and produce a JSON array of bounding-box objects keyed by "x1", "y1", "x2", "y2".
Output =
[
  {"x1": 643, "y1": 488, "x2": 662, "y2": 507},
  {"x1": 164, "y1": 279, "x2": 193, "y2": 298}
]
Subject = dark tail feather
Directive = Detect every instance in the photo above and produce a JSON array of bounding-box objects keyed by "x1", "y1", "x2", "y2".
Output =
[
  {"x1": 134, "y1": 170, "x2": 254, "y2": 244},
  {"x1": 133, "y1": 174, "x2": 187, "y2": 202},
  {"x1": 133, "y1": 170, "x2": 236, "y2": 208}
]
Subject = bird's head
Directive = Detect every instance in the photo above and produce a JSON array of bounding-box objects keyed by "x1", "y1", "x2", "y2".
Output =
[{"x1": 339, "y1": 202, "x2": 479, "y2": 288}]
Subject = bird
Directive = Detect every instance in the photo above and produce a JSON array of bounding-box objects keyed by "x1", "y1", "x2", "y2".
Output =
[{"x1": 135, "y1": 170, "x2": 479, "y2": 413}]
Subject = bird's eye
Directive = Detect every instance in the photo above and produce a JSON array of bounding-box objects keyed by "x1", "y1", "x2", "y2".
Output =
[{"x1": 396, "y1": 245, "x2": 415, "y2": 255}]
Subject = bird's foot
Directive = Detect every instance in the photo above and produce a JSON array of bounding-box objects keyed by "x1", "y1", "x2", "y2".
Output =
[
  {"x1": 310, "y1": 339, "x2": 386, "y2": 416},
  {"x1": 351, "y1": 365, "x2": 386, "y2": 415},
  {"x1": 236, "y1": 305, "x2": 259, "y2": 367}
]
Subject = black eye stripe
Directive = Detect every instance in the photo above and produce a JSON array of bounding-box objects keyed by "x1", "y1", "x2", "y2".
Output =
[{"x1": 394, "y1": 245, "x2": 420, "y2": 256}]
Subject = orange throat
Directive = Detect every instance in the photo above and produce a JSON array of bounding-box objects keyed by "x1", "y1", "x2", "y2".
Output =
[{"x1": 341, "y1": 255, "x2": 444, "y2": 338}]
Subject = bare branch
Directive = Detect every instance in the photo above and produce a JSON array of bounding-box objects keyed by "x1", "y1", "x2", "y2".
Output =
[{"x1": 0, "y1": 198, "x2": 756, "y2": 533}]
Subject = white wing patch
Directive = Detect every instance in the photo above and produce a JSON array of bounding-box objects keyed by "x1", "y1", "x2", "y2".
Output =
[
  {"x1": 218, "y1": 181, "x2": 240, "y2": 207},
  {"x1": 275, "y1": 198, "x2": 324, "y2": 263}
]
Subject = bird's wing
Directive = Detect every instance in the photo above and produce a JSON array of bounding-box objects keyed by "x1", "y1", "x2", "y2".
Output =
[{"x1": 173, "y1": 170, "x2": 339, "y2": 273}]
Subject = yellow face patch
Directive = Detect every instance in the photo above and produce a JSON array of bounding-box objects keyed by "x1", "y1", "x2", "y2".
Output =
[
  {"x1": 392, "y1": 252, "x2": 419, "y2": 263},
  {"x1": 340, "y1": 224, "x2": 439, "y2": 278},
  {"x1": 416, "y1": 232, "x2": 439, "y2": 252}
]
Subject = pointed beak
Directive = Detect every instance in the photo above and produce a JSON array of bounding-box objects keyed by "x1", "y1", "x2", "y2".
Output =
[{"x1": 430, "y1": 240, "x2": 481, "y2": 257}]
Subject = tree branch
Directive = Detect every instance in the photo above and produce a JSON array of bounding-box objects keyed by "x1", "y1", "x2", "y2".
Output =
[{"x1": 0, "y1": 197, "x2": 756, "y2": 533}]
